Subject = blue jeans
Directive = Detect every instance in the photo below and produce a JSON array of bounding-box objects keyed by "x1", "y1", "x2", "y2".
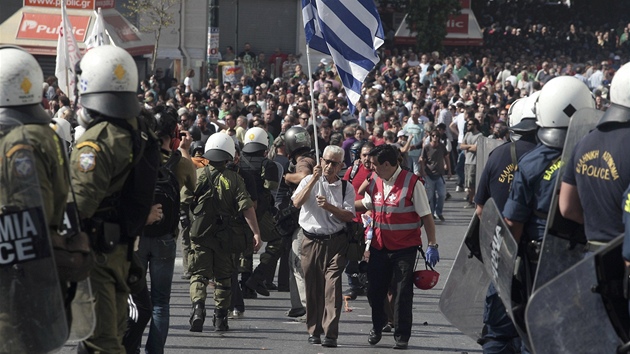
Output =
[
  {"x1": 456, "y1": 149, "x2": 465, "y2": 187},
  {"x1": 137, "y1": 234, "x2": 177, "y2": 354},
  {"x1": 424, "y1": 174, "x2": 446, "y2": 216}
]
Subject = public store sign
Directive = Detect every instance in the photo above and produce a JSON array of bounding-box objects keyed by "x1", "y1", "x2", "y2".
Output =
[{"x1": 17, "y1": 13, "x2": 91, "y2": 41}]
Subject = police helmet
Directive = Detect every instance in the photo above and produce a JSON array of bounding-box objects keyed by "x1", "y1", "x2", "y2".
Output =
[
  {"x1": 188, "y1": 125, "x2": 202, "y2": 141},
  {"x1": 598, "y1": 62, "x2": 630, "y2": 127},
  {"x1": 190, "y1": 140, "x2": 205, "y2": 157},
  {"x1": 203, "y1": 132, "x2": 235, "y2": 162},
  {"x1": 350, "y1": 140, "x2": 364, "y2": 162},
  {"x1": 284, "y1": 126, "x2": 312, "y2": 158},
  {"x1": 50, "y1": 117, "x2": 73, "y2": 144},
  {"x1": 535, "y1": 77, "x2": 594, "y2": 148},
  {"x1": 77, "y1": 45, "x2": 140, "y2": 120},
  {"x1": 0, "y1": 46, "x2": 50, "y2": 124},
  {"x1": 509, "y1": 91, "x2": 540, "y2": 134},
  {"x1": 242, "y1": 127, "x2": 269, "y2": 153}
]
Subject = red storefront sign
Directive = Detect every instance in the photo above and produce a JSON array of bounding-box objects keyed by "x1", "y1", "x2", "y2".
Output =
[
  {"x1": 446, "y1": 14, "x2": 468, "y2": 34},
  {"x1": 17, "y1": 13, "x2": 91, "y2": 41}
]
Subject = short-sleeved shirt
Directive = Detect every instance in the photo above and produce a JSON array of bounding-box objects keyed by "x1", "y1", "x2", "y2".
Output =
[
  {"x1": 292, "y1": 175, "x2": 355, "y2": 234},
  {"x1": 475, "y1": 139, "x2": 536, "y2": 212},
  {"x1": 463, "y1": 131, "x2": 483, "y2": 165},
  {"x1": 563, "y1": 125, "x2": 630, "y2": 242},
  {"x1": 503, "y1": 144, "x2": 562, "y2": 241},
  {"x1": 404, "y1": 121, "x2": 424, "y2": 158},
  {"x1": 422, "y1": 142, "x2": 449, "y2": 176}
]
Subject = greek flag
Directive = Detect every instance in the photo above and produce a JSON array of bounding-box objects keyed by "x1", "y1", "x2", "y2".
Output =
[{"x1": 302, "y1": 0, "x2": 384, "y2": 112}]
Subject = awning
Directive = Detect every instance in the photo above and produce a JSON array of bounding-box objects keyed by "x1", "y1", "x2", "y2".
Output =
[
  {"x1": 394, "y1": 5, "x2": 483, "y2": 47},
  {"x1": 0, "y1": 6, "x2": 154, "y2": 56}
]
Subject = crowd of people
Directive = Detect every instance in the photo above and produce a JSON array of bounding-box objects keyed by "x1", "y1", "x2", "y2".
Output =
[{"x1": 5, "y1": 3, "x2": 630, "y2": 351}]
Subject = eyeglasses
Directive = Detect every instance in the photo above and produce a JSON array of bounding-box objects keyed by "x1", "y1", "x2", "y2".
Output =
[
  {"x1": 431, "y1": 135, "x2": 439, "y2": 138},
  {"x1": 321, "y1": 158, "x2": 342, "y2": 167}
]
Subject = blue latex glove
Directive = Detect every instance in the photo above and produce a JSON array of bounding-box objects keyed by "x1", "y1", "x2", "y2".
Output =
[{"x1": 426, "y1": 247, "x2": 440, "y2": 268}]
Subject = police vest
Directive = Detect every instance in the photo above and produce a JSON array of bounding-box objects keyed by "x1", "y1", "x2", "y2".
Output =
[{"x1": 366, "y1": 169, "x2": 422, "y2": 250}]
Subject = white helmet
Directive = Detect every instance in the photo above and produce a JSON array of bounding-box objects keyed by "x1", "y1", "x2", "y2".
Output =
[
  {"x1": 0, "y1": 46, "x2": 50, "y2": 124},
  {"x1": 203, "y1": 132, "x2": 236, "y2": 162},
  {"x1": 535, "y1": 76, "x2": 594, "y2": 148},
  {"x1": 50, "y1": 117, "x2": 73, "y2": 144},
  {"x1": 598, "y1": 62, "x2": 630, "y2": 126},
  {"x1": 77, "y1": 45, "x2": 139, "y2": 119},
  {"x1": 509, "y1": 91, "x2": 540, "y2": 134},
  {"x1": 242, "y1": 127, "x2": 269, "y2": 153}
]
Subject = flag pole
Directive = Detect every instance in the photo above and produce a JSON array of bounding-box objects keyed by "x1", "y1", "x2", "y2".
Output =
[{"x1": 305, "y1": 45, "x2": 320, "y2": 162}]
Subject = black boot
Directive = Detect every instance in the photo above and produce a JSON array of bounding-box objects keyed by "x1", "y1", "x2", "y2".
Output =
[
  {"x1": 189, "y1": 301, "x2": 205, "y2": 332},
  {"x1": 213, "y1": 308, "x2": 229, "y2": 332}
]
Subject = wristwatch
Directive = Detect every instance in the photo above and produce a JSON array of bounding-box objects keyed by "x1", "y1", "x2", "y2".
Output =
[{"x1": 428, "y1": 244, "x2": 439, "y2": 249}]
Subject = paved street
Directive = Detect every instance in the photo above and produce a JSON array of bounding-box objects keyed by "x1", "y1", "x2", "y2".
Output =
[{"x1": 59, "y1": 179, "x2": 481, "y2": 354}]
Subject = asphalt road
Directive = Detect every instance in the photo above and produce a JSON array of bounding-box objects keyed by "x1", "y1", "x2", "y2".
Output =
[{"x1": 59, "y1": 179, "x2": 482, "y2": 354}]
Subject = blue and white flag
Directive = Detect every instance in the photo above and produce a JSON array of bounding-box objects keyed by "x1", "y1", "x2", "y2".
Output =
[{"x1": 302, "y1": 0, "x2": 384, "y2": 112}]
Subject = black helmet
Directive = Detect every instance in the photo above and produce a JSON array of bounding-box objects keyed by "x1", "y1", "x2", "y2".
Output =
[
  {"x1": 188, "y1": 125, "x2": 202, "y2": 141},
  {"x1": 190, "y1": 140, "x2": 205, "y2": 157},
  {"x1": 284, "y1": 126, "x2": 311, "y2": 159},
  {"x1": 350, "y1": 140, "x2": 364, "y2": 162}
]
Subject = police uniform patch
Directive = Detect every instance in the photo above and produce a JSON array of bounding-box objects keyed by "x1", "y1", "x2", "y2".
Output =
[
  {"x1": 79, "y1": 152, "x2": 96, "y2": 172},
  {"x1": 13, "y1": 155, "x2": 34, "y2": 177}
]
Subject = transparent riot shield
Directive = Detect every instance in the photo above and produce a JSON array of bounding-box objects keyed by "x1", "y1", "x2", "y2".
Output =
[
  {"x1": 439, "y1": 213, "x2": 489, "y2": 341},
  {"x1": 0, "y1": 119, "x2": 68, "y2": 353},
  {"x1": 476, "y1": 137, "x2": 505, "y2": 188},
  {"x1": 526, "y1": 235, "x2": 626, "y2": 353},
  {"x1": 533, "y1": 108, "x2": 603, "y2": 291}
]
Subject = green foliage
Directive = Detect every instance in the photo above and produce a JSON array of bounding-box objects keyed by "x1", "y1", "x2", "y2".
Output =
[
  {"x1": 406, "y1": 0, "x2": 460, "y2": 52},
  {"x1": 123, "y1": 0, "x2": 179, "y2": 71}
]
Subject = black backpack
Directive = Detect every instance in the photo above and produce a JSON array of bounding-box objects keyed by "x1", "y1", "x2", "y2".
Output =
[{"x1": 144, "y1": 150, "x2": 181, "y2": 237}]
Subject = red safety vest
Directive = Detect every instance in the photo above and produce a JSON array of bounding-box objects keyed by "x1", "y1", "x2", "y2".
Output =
[{"x1": 366, "y1": 169, "x2": 423, "y2": 250}]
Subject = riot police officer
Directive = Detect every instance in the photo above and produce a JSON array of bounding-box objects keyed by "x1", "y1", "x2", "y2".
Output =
[
  {"x1": 187, "y1": 133, "x2": 261, "y2": 332},
  {"x1": 474, "y1": 94, "x2": 539, "y2": 353},
  {"x1": 283, "y1": 126, "x2": 317, "y2": 318},
  {"x1": 0, "y1": 45, "x2": 70, "y2": 353},
  {"x1": 502, "y1": 76, "x2": 594, "y2": 348},
  {"x1": 240, "y1": 127, "x2": 283, "y2": 296},
  {"x1": 560, "y1": 63, "x2": 630, "y2": 249},
  {"x1": 70, "y1": 45, "x2": 159, "y2": 353}
]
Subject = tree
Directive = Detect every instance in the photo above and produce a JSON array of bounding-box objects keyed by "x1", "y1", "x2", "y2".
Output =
[
  {"x1": 123, "y1": 0, "x2": 179, "y2": 73},
  {"x1": 406, "y1": 0, "x2": 460, "y2": 52}
]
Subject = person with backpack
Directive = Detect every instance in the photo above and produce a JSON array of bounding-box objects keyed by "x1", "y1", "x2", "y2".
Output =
[
  {"x1": 124, "y1": 106, "x2": 196, "y2": 353},
  {"x1": 187, "y1": 133, "x2": 262, "y2": 332},
  {"x1": 70, "y1": 45, "x2": 161, "y2": 353},
  {"x1": 241, "y1": 127, "x2": 283, "y2": 297}
]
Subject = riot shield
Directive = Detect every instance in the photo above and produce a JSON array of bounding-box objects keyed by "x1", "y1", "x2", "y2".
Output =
[
  {"x1": 533, "y1": 108, "x2": 603, "y2": 291},
  {"x1": 439, "y1": 214, "x2": 489, "y2": 341},
  {"x1": 476, "y1": 137, "x2": 505, "y2": 188},
  {"x1": 0, "y1": 119, "x2": 68, "y2": 353},
  {"x1": 67, "y1": 279, "x2": 97, "y2": 341},
  {"x1": 526, "y1": 236, "x2": 625, "y2": 353}
]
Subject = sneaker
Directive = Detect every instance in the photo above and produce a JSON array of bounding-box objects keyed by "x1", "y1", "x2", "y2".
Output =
[
  {"x1": 286, "y1": 307, "x2": 306, "y2": 317},
  {"x1": 455, "y1": 185, "x2": 462, "y2": 192},
  {"x1": 228, "y1": 309, "x2": 244, "y2": 319},
  {"x1": 437, "y1": 214, "x2": 445, "y2": 222},
  {"x1": 445, "y1": 193, "x2": 452, "y2": 201},
  {"x1": 463, "y1": 202, "x2": 475, "y2": 209}
]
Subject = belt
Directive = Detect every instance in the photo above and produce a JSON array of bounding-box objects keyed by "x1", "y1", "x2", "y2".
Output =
[
  {"x1": 584, "y1": 240, "x2": 608, "y2": 252},
  {"x1": 303, "y1": 229, "x2": 345, "y2": 240}
]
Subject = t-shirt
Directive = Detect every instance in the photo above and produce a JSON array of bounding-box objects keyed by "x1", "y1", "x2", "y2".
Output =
[
  {"x1": 404, "y1": 121, "x2": 424, "y2": 158},
  {"x1": 184, "y1": 76, "x2": 193, "y2": 93},
  {"x1": 422, "y1": 142, "x2": 449, "y2": 176},
  {"x1": 563, "y1": 124, "x2": 630, "y2": 242},
  {"x1": 463, "y1": 131, "x2": 482, "y2": 165},
  {"x1": 474, "y1": 140, "x2": 536, "y2": 213}
]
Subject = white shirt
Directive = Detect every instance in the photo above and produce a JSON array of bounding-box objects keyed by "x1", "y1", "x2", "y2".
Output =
[
  {"x1": 292, "y1": 175, "x2": 355, "y2": 234},
  {"x1": 361, "y1": 167, "x2": 432, "y2": 218}
]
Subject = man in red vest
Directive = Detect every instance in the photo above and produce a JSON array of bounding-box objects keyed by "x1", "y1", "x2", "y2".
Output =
[{"x1": 355, "y1": 144, "x2": 440, "y2": 350}]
